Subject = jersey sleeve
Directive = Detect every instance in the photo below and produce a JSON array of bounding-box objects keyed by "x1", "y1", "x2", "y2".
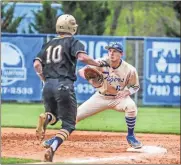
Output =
[
  {"x1": 71, "y1": 40, "x2": 86, "y2": 57},
  {"x1": 127, "y1": 68, "x2": 140, "y2": 94},
  {"x1": 33, "y1": 44, "x2": 47, "y2": 63}
]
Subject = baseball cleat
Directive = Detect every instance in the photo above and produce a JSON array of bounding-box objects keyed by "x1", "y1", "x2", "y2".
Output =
[
  {"x1": 126, "y1": 135, "x2": 143, "y2": 149},
  {"x1": 36, "y1": 113, "x2": 49, "y2": 141},
  {"x1": 42, "y1": 137, "x2": 55, "y2": 148},
  {"x1": 44, "y1": 147, "x2": 55, "y2": 162}
]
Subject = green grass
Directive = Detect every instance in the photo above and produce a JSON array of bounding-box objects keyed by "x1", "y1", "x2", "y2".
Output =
[
  {"x1": 77, "y1": 107, "x2": 180, "y2": 134},
  {"x1": 1, "y1": 157, "x2": 40, "y2": 164},
  {"x1": 1, "y1": 103, "x2": 180, "y2": 134}
]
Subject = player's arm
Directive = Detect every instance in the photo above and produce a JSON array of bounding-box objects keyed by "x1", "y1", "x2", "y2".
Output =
[
  {"x1": 127, "y1": 68, "x2": 140, "y2": 95},
  {"x1": 72, "y1": 40, "x2": 108, "y2": 67},
  {"x1": 77, "y1": 52, "x2": 101, "y2": 67},
  {"x1": 115, "y1": 68, "x2": 139, "y2": 99},
  {"x1": 33, "y1": 59, "x2": 46, "y2": 83},
  {"x1": 33, "y1": 44, "x2": 46, "y2": 84},
  {"x1": 77, "y1": 52, "x2": 109, "y2": 67}
]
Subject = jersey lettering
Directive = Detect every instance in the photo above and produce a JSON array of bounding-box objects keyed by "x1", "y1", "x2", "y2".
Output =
[
  {"x1": 97, "y1": 59, "x2": 139, "y2": 94},
  {"x1": 106, "y1": 75, "x2": 124, "y2": 84},
  {"x1": 46, "y1": 45, "x2": 62, "y2": 64},
  {"x1": 102, "y1": 72, "x2": 124, "y2": 84}
]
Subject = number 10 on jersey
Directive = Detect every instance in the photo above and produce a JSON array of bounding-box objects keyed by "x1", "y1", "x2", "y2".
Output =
[{"x1": 46, "y1": 45, "x2": 62, "y2": 63}]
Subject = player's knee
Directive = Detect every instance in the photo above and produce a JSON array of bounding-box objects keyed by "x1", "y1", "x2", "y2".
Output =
[
  {"x1": 76, "y1": 107, "x2": 90, "y2": 123},
  {"x1": 45, "y1": 112, "x2": 57, "y2": 125},
  {"x1": 125, "y1": 105, "x2": 137, "y2": 118},
  {"x1": 76, "y1": 114, "x2": 87, "y2": 123}
]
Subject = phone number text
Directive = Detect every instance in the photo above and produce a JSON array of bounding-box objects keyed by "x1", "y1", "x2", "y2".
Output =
[{"x1": 1, "y1": 87, "x2": 33, "y2": 95}]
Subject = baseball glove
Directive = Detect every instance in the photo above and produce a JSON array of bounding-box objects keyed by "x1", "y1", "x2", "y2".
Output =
[{"x1": 84, "y1": 67, "x2": 104, "y2": 88}]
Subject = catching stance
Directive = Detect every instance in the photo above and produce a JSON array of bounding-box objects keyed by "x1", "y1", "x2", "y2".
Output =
[
  {"x1": 33, "y1": 14, "x2": 107, "y2": 162},
  {"x1": 77, "y1": 42, "x2": 143, "y2": 149}
]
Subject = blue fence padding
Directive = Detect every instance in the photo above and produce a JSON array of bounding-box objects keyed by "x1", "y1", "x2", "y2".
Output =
[
  {"x1": 1, "y1": 33, "x2": 180, "y2": 105},
  {"x1": 143, "y1": 38, "x2": 180, "y2": 105},
  {"x1": 1, "y1": 33, "x2": 126, "y2": 103},
  {"x1": 1, "y1": 35, "x2": 44, "y2": 101}
]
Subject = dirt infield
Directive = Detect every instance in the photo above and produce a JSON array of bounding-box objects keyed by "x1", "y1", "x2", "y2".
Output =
[{"x1": 1, "y1": 128, "x2": 180, "y2": 164}]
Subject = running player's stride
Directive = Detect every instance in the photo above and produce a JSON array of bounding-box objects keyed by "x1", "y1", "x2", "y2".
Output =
[{"x1": 33, "y1": 14, "x2": 107, "y2": 162}]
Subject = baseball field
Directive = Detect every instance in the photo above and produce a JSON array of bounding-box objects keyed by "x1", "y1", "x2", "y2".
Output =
[{"x1": 1, "y1": 103, "x2": 180, "y2": 164}]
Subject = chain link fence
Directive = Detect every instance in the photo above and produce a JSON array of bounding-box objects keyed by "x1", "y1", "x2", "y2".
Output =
[{"x1": 125, "y1": 38, "x2": 145, "y2": 106}]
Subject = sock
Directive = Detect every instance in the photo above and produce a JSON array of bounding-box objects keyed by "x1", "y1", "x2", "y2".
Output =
[
  {"x1": 50, "y1": 136, "x2": 63, "y2": 152},
  {"x1": 47, "y1": 114, "x2": 52, "y2": 123},
  {"x1": 125, "y1": 116, "x2": 136, "y2": 136}
]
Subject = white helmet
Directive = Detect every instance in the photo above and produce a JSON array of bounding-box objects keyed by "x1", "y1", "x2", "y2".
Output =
[{"x1": 56, "y1": 14, "x2": 78, "y2": 35}]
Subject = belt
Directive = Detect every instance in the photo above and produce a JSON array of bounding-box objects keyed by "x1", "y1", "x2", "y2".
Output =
[
  {"x1": 46, "y1": 77, "x2": 73, "y2": 82},
  {"x1": 46, "y1": 78, "x2": 74, "y2": 84},
  {"x1": 99, "y1": 91, "x2": 116, "y2": 96}
]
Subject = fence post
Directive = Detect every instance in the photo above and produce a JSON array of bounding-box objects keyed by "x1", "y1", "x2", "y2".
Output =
[{"x1": 134, "y1": 41, "x2": 139, "y2": 104}]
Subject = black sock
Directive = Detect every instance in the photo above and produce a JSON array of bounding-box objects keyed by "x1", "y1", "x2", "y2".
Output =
[{"x1": 47, "y1": 114, "x2": 52, "y2": 123}]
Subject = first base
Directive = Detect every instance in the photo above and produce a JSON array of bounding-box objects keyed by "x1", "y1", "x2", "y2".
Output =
[{"x1": 127, "y1": 145, "x2": 167, "y2": 154}]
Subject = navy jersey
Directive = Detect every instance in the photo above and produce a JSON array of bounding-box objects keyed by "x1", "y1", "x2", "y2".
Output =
[{"x1": 34, "y1": 36, "x2": 85, "y2": 81}]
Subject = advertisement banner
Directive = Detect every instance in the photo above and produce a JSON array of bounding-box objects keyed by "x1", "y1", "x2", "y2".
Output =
[
  {"x1": 1, "y1": 35, "x2": 44, "y2": 101},
  {"x1": 1, "y1": 34, "x2": 125, "y2": 103},
  {"x1": 74, "y1": 36, "x2": 126, "y2": 103},
  {"x1": 143, "y1": 38, "x2": 180, "y2": 105}
]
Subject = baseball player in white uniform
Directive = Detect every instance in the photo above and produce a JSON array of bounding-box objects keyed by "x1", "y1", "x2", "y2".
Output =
[{"x1": 77, "y1": 43, "x2": 143, "y2": 149}]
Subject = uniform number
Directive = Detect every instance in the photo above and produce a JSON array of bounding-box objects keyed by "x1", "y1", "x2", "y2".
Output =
[
  {"x1": 46, "y1": 45, "x2": 62, "y2": 63},
  {"x1": 116, "y1": 85, "x2": 121, "y2": 91}
]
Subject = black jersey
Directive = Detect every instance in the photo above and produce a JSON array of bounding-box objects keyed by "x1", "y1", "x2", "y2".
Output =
[{"x1": 34, "y1": 36, "x2": 86, "y2": 81}]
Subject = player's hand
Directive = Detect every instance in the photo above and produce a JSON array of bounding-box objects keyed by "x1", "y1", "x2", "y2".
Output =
[
  {"x1": 108, "y1": 90, "x2": 131, "y2": 107},
  {"x1": 115, "y1": 90, "x2": 130, "y2": 99}
]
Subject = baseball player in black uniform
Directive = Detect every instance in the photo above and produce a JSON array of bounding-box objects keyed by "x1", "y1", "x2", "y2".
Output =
[{"x1": 33, "y1": 14, "x2": 107, "y2": 162}]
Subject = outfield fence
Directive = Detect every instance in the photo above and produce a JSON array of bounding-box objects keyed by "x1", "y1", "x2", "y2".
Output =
[{"x1": 1, "y1": 33, "x2": 180, "y2": 106}]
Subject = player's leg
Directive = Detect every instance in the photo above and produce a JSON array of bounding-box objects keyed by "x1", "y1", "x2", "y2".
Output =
[
  {"x1": 115, "y1": 96, "x2": 143, "y2": 149},
  {"x1": 43, "y1": 83, "x2": 76, "y2": 162},
  {"x1": 36, "y1": 82, "x2": 58, "y2": 141},
  {"x1": 124, "y1": 99, "x2": 142, "y2": 149},
  {"x1": 76, "y1": 92, "x2": 111, "y2": 122}
]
